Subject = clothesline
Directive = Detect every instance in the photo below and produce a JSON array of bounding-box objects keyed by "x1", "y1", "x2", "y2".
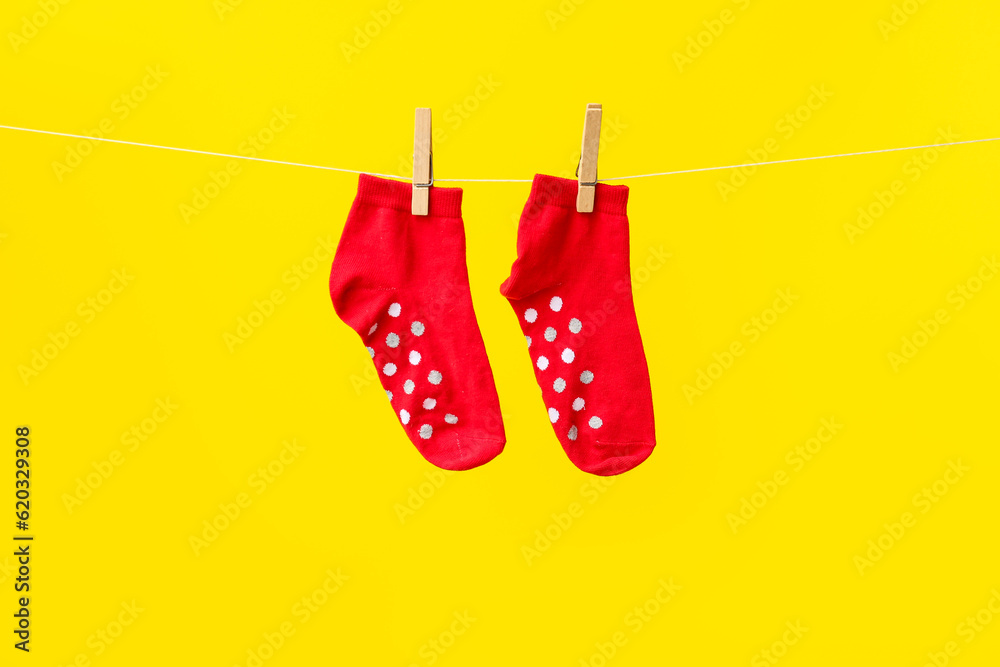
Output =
[{"x1": 1, "y1": 124, "x2": 998, "y2": 183}]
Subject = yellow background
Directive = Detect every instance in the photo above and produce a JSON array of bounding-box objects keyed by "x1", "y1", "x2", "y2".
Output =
[{"x1": 2, "y1": 0, "x2": 999, "y2": 664}]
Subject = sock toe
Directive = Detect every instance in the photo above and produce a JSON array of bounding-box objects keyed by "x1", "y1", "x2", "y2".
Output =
[
  {"x1": 419, "y1": 435, "x2": 506, "y2": 471},
  {"x1": 572, "y1": 440, "x2": 656, "y2": 476}
]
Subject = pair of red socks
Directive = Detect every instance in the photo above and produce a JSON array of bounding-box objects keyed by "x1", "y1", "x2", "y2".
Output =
[{"x1": 329, "y1": 174, "x2": 655, "y2": 476}]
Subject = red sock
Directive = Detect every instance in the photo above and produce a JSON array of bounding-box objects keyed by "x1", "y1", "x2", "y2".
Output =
[
  {"x1": 329, "y1": 174, "x2": 505, "y2": 471},
  {"x1": 500, "y1": 174, "x2": 656, "y2": 476}
]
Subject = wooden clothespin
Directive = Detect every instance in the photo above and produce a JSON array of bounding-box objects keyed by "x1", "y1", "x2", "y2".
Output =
[
  {"x1": 412, "y1": 107, "x2": 432, "y2": 216},
  {"x1": 576, "y1": 103, "x2": 602, "y2": 213}
]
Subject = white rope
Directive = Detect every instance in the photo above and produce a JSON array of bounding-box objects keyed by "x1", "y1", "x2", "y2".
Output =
[
  {"x1": 0, "y1": 124, "x2": 405, "y2": 180},
  {"x1": 435, "y1": 177, "x2": 533, "y2": 182},
  {"x1": 1, "y1": 123, "x2": 997, "y2": 183},
  {"x1": 598, "y1": 137, "x2": 1000, "y2": 180}
]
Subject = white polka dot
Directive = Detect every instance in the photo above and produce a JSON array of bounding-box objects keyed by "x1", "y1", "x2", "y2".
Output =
[
  {"x1": 383, "y1": 363, "x2": 397, "y2": 376},
  {"x1": 588, "y1": 416, "x2": 603, "y2": 429},
  {"x1": 526, "y1": 336, "x2": 532, "y2": 348},
  {"x1": 423, "y1": 398, "x2": 436, "y2": 410},
  {"x1": 411, "y1": 321, "x2": 425, "y2": 336},
  {"x1": 404, "y1": 379, "x2": 415, "y2": 394},
  {"x1": 419, "y1": 424, "x2": 433, "y2": 439},
  {"x1": 387, "y1": 390, "x2": 393, "y2": 401},
  {"x1": 548, "y1": 407, "x2": 560, "y2": 423},
  {"x1": 569, "y1": 318, "x2": 582, "y2": 334},
  {"x1": 445, "y1": 413, "x2": 458, "y2": 424},
  {"x1": 572, "y1": 397, "x2": 585, "y2": 411},
  {"x1": 536, "y1": 356, "x2": 549, "y2": 370},
  {"x1": 525, "y1": 308, "x2": 537, "y2": 323},
  {"x1": 366, "y1": 346, "x2": 374, "y2": 358},
  {"x1": 561, "y1": 348, "x2": 575, "y2": 363},
  {"x1": 400, "y1": 409, "x2": 410, "y2": 425},
  {"x1": 409, "y1": 350, "x2": 421, "y2": 365},
  {"x1": 550, "y1": 296, "x2": 563, "y2": 312},
  {"x1": 568, "y1": 425, "x2": 578, "y2": 441},
  {"x1": 428, "y1": 370, "x2": 442, "y2": 385},
  {"x1": 368, "y1": 323, "x2": 378, "y2": 335},
  {"x1": 553, "y1": 377, "x2": 566, "y2": 393},
  {"x1": 386, "y1": 333, "x2": 399, "y2": 348},
  {"x1": 388, "y1": 303, "x2": 401, "y2": 317},
  {"x1": 544, "y1": 327, "x2": 557, "y2": 342},
  {"x1": 580, "y1": 370, "x2": 594, "y2": 384}
]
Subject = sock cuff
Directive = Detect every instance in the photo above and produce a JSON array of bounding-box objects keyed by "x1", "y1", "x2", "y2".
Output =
[
  {"x1": 355, "y1": 173, "x2": 463, "y2": 218},
  {"x1": 525, "y1": 173, "x2": 629, "y2": 216}
]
